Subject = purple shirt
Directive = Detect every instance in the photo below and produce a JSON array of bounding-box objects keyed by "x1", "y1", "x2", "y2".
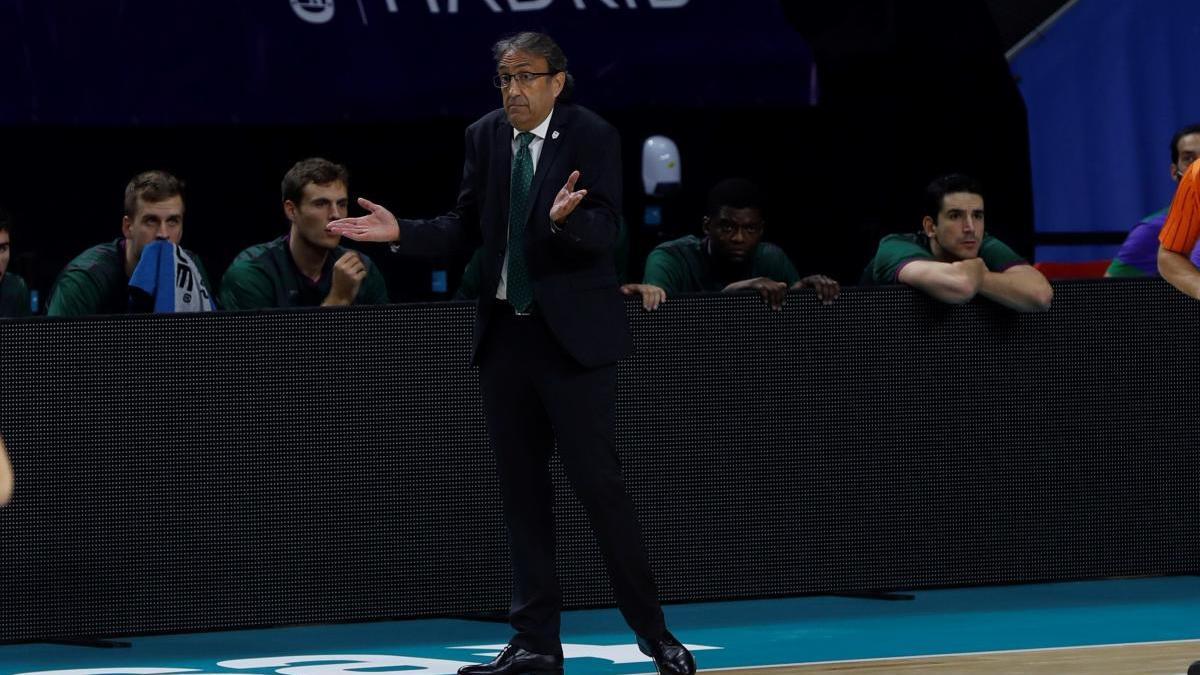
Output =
[{"x1": 1110, "y1": 208, "x2": 1200, "y2": 276}]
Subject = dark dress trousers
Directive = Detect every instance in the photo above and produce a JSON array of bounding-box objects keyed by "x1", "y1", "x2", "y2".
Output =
[{"x1": 396, "y1": 102, "x2": 666, "y2": 655}]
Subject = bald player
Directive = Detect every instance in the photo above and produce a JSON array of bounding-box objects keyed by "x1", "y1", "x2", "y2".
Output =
[{"x1": 1158, "y1": 161, "x2": 1200, "y2": 296}]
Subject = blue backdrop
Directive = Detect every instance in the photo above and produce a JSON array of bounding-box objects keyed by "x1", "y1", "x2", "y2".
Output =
[
  {"x1": 0, "y1": 0, "x2": 812, "y2": 126},
  {"x1": 1009, "y1": 0, "x2": 1200, "y2": 262}
]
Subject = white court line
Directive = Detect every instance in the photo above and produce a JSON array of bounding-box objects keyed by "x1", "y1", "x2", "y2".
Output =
[{"x1": 688, "y1": 637, "x2": 1200, "y2": 672}]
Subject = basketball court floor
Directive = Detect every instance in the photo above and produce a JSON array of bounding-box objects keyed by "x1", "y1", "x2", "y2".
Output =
[{"x1": 4, "y1": 577, "x2": 1199, "y2": 675}]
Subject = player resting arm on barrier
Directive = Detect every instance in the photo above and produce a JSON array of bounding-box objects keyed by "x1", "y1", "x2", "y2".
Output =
[
  {"x1": 862, "y1": 173, "x2": 1052, "y2": 311},
  {"x1": 624, "y1": 178, "x2": 839, "y2": 311}
]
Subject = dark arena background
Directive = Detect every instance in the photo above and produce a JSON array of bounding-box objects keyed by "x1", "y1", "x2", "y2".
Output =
[{"x1": 0, "y1": 0, "x2": 1046, "y2": 297}]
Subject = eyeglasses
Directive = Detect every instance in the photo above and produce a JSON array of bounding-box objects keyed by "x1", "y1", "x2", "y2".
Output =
[{"x1": 493, "y1": 71, "x2": 558, "y2": 89}]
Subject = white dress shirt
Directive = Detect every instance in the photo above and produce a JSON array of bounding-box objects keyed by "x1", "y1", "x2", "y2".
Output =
[{"x1": 496, "y1": 108, "x2": 554, "y2": 301}]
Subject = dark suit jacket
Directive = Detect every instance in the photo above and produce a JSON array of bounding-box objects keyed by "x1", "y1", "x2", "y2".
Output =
[{"x1": 397, "y1": 102, "x2": 632, "y2": 368}]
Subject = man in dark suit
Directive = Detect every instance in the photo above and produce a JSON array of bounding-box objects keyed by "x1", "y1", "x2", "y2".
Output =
[{"x1": 327, "y1": 32, "x2": 694, "y2": 675}]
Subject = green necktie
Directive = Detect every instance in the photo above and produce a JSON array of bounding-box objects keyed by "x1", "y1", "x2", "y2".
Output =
[{"x1": 506, "y1": 131, "x2": 535, "y2": 313}]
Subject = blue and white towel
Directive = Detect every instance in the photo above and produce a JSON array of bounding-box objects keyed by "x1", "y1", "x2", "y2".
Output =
[{"x1": 128, "y1": 240, "x2": 215, "y2": 312}]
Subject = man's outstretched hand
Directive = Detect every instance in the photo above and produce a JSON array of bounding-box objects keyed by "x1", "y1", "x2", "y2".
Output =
[
  {"x1": 327, "y1": 198, "x2": 401, "y2": 243},
  {"x1": 550, "y1": 170, "x2": 588, "y2": 224}
]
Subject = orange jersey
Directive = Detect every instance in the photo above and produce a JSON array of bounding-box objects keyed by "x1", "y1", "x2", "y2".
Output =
[{"x1": 1160, "y1": 160, "x2": 1200, "y2": 254}]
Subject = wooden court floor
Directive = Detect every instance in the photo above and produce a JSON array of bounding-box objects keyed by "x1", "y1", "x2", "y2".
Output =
[{"x1": 710, "y1": 639, "x2": 1200, "y2": 674}]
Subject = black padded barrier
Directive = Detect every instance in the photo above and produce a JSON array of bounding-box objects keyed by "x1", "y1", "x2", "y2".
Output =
[{"x1": 1, "y1": 279, "x2": 1197, "y2": 643}]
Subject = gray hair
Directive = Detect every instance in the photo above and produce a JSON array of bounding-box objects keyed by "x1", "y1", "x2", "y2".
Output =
[{"x1": 492, "y1": 31, "x2": 575, "y2": 101}]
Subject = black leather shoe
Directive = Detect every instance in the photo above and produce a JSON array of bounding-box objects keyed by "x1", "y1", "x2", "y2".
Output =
[
  {"x1": 637, "y1": 630, "x2": 696, "y2": 675},
  {"x1": 457, "y1": 644, "x2": 563, "y2": 675}
]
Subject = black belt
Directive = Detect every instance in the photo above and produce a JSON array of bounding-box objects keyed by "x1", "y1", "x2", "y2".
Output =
[{"x1": 492, "y1": 298, "x2": 536, "y2": 317}]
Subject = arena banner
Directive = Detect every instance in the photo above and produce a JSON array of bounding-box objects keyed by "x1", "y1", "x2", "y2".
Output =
[
  {"x1": 0, "y1": 0, "x2": 812, "y2": 125},
  {"x1": 1010, "y1": 0, "x2": 1200, "y2": 259}
]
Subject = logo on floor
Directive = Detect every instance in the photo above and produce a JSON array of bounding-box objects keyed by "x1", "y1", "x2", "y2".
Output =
[{"x1": 14, "y1": 642, "x2": 723, "y2": 675}]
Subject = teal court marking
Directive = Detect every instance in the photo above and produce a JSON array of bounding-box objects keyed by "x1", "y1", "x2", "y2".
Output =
[{"x1": 3, "y1": 577, "x2": 1199, "y2": 675}]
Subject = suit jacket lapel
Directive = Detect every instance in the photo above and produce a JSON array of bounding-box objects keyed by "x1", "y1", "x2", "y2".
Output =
[
  {"x1": 528, "y1": 104, "x2": 568, "y2": 216},
  {"x1": 495, "y1": 115, "x2": 513, "y2": 237}
]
